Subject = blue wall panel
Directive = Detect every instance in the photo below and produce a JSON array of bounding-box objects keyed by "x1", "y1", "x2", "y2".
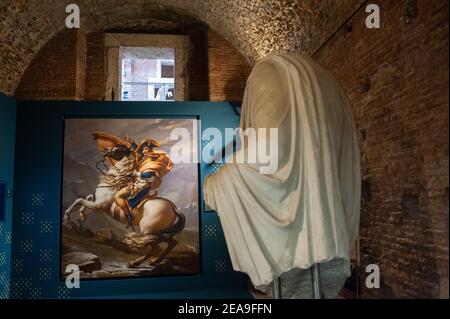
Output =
[
  {"x1": 0, "y1": 93, "x2": 16, "y2": 299},
  {"x1": 10, "y1": 101, "x2": 250, "y2": 299}
]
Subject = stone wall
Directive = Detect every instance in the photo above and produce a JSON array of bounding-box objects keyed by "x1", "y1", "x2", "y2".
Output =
[
  {"x1": 75, "y1": 29, "x2": 86, "y2": 100},
  {"x1": 85, "y1": 32, "x2": 105, "y2": 100},
  {"x1": 314, "y1": 0, "x2": 449, "y2": 298},
  {"x1": 14, "y1": 28, "x2": 250, "y2": 102},
  {"x1": 14, "y1": 30, "x2": 82, "y2": 100},
  {"x1": 187, "y1": 26, "x2": 209, "y2": 101},
  {"x1": 208, "y1": 29, "x2": 252, "y2": 101},
  {"x1": 0, "y1": 0, "x2": 363, "y2": 96}
]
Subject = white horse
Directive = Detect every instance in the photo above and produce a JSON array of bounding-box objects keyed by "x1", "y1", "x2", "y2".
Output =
[{"x1": 63, "y1": 148, "x2": 185, "y2": 268}]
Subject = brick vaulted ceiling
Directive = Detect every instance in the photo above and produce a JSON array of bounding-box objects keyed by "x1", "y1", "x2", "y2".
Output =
[{"x1": 0, "y1": 0, "x2": 364, "y2": 96}]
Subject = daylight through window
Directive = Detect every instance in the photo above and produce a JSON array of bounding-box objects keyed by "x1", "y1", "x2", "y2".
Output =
[{"x1": 120, "y1": 47, "x2": 175, "y2": 101}]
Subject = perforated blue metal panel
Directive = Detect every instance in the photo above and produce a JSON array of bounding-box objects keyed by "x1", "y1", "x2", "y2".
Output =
[
  {"x1": 10, "y1": 101, "x2": 251, "y2": 299},
  {"x1": 0, "y1": 93, "x2": 16, "y2": 299}
]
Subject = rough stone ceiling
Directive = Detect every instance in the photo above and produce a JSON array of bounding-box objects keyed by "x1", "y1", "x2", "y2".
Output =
[{"x1": 0, "y1": 0, "x2": 363, "y2": 95}]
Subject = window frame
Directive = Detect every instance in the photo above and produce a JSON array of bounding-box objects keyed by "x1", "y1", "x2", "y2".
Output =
[{"x1": 104, "y1": 33, "x2": 189, "y2": 101}]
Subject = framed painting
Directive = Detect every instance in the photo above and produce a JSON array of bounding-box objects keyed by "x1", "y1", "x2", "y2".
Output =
[{"x1": 60, "y1": 117, "x2": 200, "y2": 280}]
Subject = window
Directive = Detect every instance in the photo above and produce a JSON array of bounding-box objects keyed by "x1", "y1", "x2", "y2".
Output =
[
  {"x1": 105, "y1": 34, "x2": 189, "y2": 101},
  {"x1": 121, "y1": 47, "x2": 175, "y2": 101}
]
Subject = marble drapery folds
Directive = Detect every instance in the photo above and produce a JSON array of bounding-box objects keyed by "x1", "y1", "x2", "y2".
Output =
[{"x1": 204, "y1": 53, "x2": 361, "y2": 298}]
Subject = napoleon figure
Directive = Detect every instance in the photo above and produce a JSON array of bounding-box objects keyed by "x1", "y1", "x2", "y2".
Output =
[{"x1": 114, "y1": 136, "x2": 173, "y2": 228}]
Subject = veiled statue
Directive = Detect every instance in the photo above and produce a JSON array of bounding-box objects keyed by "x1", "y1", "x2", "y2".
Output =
[{"x1": 204, "y1": 53, "x2": 361, "y2": 298}]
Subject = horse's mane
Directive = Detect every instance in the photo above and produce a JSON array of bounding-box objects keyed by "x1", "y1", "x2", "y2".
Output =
[{"x1": 100, "y1": 154, "x2": 136, "y2": 190}]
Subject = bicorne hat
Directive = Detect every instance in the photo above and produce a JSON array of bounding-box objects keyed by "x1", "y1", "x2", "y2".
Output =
[{"x1": 137, "y1": 139, "x2": 161, "y2": 153}]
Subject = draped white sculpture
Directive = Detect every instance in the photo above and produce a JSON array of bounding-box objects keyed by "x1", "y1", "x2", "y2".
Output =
[{"x1": 204, "y1": 53, "x2": 361, "y2": 298}]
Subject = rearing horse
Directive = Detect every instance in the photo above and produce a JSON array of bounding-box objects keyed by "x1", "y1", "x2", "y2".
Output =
[{"x1": 63, "y1": 133, "x2": 185, "y2": 268}]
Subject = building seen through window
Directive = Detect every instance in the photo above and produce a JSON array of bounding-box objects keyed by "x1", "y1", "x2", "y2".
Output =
[{"x1": 121, "y1": 47, "x2": 175, "y2": 101}]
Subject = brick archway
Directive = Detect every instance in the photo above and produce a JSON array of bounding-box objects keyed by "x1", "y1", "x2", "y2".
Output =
[{"x1": 0, "y1": 0, "x2": 362, "y2": 95}]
